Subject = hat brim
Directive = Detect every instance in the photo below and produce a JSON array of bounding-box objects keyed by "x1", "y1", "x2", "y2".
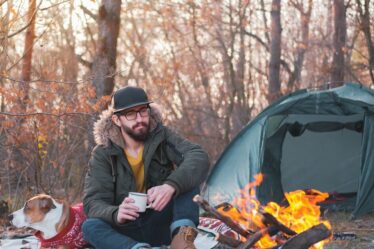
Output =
[{"x1": 113, "y1": 101, "x2": 153, "y2": 113}]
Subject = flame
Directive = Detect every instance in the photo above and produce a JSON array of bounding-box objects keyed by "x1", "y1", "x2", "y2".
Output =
[{"x1": 217, "y1": 174, "x2": 332, "y2": 249}]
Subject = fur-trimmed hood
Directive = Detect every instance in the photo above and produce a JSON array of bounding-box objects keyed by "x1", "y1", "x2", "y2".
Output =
[{"x1": 93, "y1": 103, "x2": 162, "y2": 148}]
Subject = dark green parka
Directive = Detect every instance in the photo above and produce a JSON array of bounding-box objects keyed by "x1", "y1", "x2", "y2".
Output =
[{"x1": 83, "y1": 105, "x2": 210, "y2": 226}]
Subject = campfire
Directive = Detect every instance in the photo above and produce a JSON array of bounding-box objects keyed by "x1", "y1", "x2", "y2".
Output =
[{"x1": 194, "y1": 174, "x2": 332, "y2": 249}]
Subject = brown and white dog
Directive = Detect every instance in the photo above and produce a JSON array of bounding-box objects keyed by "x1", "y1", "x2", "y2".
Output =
[{"x1": 9, "y1": 194, "x2": 88, "y2": 249}]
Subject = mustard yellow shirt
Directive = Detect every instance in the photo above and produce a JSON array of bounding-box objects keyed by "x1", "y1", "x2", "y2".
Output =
[{"x1": 124, "y1": 146, "x2": 145, "y2": 193}]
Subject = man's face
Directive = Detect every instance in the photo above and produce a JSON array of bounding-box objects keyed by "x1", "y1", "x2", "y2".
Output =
[{"x1": 114, "y1": 105, "x2": 150, "y2": 141}]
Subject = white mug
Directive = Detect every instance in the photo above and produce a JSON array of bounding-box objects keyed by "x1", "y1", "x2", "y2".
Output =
[{"x1": 128, "y1": 192, "x2": 151, "y2": 212}]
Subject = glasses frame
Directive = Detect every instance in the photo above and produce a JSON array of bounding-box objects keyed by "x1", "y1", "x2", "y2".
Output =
[{"x1": 118, "y1": 106, "x2": 150, "y2": 121}]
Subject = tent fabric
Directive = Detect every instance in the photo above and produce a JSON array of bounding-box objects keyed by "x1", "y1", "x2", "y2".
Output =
[
  {"x1": 280, "y1": 117, "x2": 362, "y2": 193},
  {"x1": 202, "y1": 83, "x2": 374, "y2": 217},
  {"x1": 353, "y1": 114, "x2": 374, "y2": 217}
]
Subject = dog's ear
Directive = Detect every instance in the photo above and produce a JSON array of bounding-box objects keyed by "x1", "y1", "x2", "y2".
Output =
[{"x1": 39, "y1": 197, "x2": 56, "y2": 213}]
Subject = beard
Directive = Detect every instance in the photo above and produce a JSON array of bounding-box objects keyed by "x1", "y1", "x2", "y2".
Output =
[{"x1": 123, "y1": 121, "x2": 150, "y2": 141}]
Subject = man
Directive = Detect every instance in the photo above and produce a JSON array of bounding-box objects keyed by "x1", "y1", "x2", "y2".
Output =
[{"x1": 82, "y1": 86, "x2": 210, "y2": 249}]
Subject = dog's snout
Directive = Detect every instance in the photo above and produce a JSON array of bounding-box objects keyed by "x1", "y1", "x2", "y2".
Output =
[{"x1": 8, "y1": 213, "x2": 13, "y2": 221}]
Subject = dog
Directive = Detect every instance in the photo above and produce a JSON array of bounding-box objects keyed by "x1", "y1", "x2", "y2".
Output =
[{"x1": 9, "y1": 194, "x2": 88, "y2": 249}]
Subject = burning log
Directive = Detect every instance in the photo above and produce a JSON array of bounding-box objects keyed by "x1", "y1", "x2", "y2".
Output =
[
  {"x1": 193, "y1": 195, "x2": 251, "y2": 237},
  {"x1": 215, "y1": 233, "x2": 242, "y2": 248},
  {"x1": 262, "y1": 212, "x2": 297, "y2": 236},
  {"x1": 234, "y1": 222, "x2": 330, "y2": 249},
  {"x1": 236, "y1": 226, "x2": 278, "y2": 249},
  {"x1": 279, "y1": 223, "x2": 331, "y2": 249}
]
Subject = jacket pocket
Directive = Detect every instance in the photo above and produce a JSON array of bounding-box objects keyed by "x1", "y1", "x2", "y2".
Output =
[{"x1": 147, "y1": 156, "x2": 173, "y2": 188}]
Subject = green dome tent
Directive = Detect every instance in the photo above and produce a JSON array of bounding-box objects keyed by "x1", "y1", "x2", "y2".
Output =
[{"x1": 202, "y1": 83, "x2": 374, "y2": 218}]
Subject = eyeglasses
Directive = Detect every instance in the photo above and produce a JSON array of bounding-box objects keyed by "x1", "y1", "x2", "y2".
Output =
[{"x1": 119, "y1": 107, "x2": 150, "y2": 121}]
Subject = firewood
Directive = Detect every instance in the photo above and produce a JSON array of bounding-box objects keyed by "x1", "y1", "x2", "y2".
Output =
[
  {"x1": 236, "y1": 226, "x2": 277, "y2": 249},
  {"x1": 193, "y1": 195, "x2": 251, "y2": 237},
  {"x1": 333, "y1": 232, "x2": 357, "y2": 240},
  {"x1": 280, "y1": 223, "x2": 331, "y2": 249},
  {"x1": 215, "y1": 233, "x2": 242, "y2": 248},
  {"x1": 262, "y1": 212, "x2": 297, "y2": 236}
]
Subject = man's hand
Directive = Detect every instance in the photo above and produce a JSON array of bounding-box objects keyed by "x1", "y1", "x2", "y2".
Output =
[
  {"x1": 147, "y1": 184, "x2": 175, "y2": 211},
  {"x1": 117, "y1": 197, "x2": 140, "y2": 224}
]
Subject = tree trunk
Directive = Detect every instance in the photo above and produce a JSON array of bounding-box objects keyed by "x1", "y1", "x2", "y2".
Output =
[
  {"x1": 287, "y1": 0, "x2": 313, "y2": 90},
  {"x1": 20, "y1": 0, "x2": 36, "y2": 112},
  {"x1": 92, "y1": 0, "x2": 122, "y2": 100},
  {"x1": 233, "y1": 0, "x2": 252, "y2": 134},
  {"x1": 268, "y1": 0, "x2": 282, "y2": 103},
  {"x1": 0, "y1": 0, "x2": 12, "y2": 113},
  {"x1": 17, "y1": 0, "x2": 39, "y2": 192},
  {"x1": 214, "y1": 3, "x2": 235, "y2": 145},
  {"x1": 331, "y1": 0, "x2": 346, "y2": 83},
  {"x1": 357, "y1": 0, "x2": 374, "y2": 85}
]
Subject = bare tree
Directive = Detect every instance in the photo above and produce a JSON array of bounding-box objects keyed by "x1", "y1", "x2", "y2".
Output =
[
  {"x1": 3, "y1": 0, "x2": 374, "y2": 204},
  {"x1": 0, "y1": 0, "x2": 12, "y2": 113},
  {"x1": 91, "y1": 0, "x2": 121, "y2": 99},
  {"x1": 16, "y1": 0, "x2": 41, "y2": 193},
  {"x1": 268, "y1": 0, "x2": 282, "y2": 102},
  {"x1": 287, "y1": 0, "x2": 313, "y2": 90},
  {"x1": 356, "y1": 0, "x2": 374, "y2": 85},
  {"x1": 20, "y1": 0, "x2": 37, "y2": 111},
  {"x1": 331, "y1": 0, "x2": 346, "y2": 83}
]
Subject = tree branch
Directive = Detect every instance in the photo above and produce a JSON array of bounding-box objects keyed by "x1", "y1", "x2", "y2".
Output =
[
  {"x1": 3, "y1": 0, "x2": 43, "y2": 39},
  {"x1": 76, "y1": 54, "x2": 93, "y2": 69},
  {"x1": 80, "y1": 5, "x2": 97, "y2": 20},
  {"x1": 243, "y1": 31, "x2": 269, "y2": 51},
  {"x1": 0, "y1": 112, "x2": 94, "y2": 117},
  {"x1": 40, "y1": 0, "x2": 69, "y2": 11}
]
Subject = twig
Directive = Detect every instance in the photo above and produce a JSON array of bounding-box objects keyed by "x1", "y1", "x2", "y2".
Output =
[
  {"x1": 80, "y1": 4, "x2": 97, "y2": 20},
  {"x1": 40, "y1": 0, "x2": 70, "y2": 11},
  {"x1": 4, "y1": 0, "x2": 43, "y2": 39}
]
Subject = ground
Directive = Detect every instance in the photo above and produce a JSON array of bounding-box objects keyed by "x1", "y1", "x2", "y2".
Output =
[
  {"x1": 325, "y1": 211, "x2": 374, "y2": 249},
  {"x1": 1, "y1": 211, "x2": 373, "y2": 248}
]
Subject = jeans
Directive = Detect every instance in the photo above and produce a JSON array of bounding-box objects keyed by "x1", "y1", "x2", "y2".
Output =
[{"x1": 82, "y1": 187, "x2": 199, "y2": 249}]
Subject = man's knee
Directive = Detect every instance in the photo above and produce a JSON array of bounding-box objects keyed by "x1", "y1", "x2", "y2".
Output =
[
  {"x1": 173, "y1": 188, "x2": 200, "y2": 226},
  {"x1": 82, "y1": 218, "x2": 107, "y2": 237},
  {"x1": 176, "y1": 187, "x2": 200, "y2": 202}
]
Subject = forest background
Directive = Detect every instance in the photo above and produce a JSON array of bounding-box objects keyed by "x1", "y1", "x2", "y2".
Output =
[{"x1": 0, "y1": 0, "x2": 373, "y2": 210}]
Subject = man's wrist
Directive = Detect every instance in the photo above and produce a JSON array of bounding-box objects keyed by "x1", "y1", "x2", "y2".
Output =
[
  {"x1": 164, "y1": 180, "x2": 180, "y2": 196},
  {"x1": 164, "y1": 183, "x2": 176, "y2": 194},
  {"x1": 113, "y1": 209, "x2": 122, "y2": 225}
]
